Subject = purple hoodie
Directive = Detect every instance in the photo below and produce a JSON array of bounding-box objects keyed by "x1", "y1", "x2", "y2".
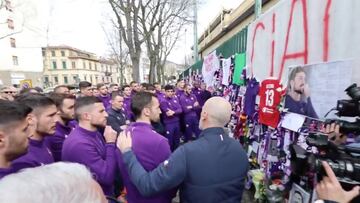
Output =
[
  {"x1": 12, "y1": 139, "x2": 54, "y2": 172},
  {"x1": 117, "y1": 122, "x2": 174, "y2": 203},
  {"x1": 62, "y1": 126, "x2": 117, "y2": 196}
]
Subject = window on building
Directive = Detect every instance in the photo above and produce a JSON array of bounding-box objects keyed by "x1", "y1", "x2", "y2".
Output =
[
  {"x1": 90, "y1": 75, "x2": 93, "y2": 83},
  {"x1": 111, "y1": 77, "x2": 113, "y2": 83},
  {"x1": 62, "y1": 61, "x2": 67, "y2": 69},
  {"x1": 42, "y1": 50, "x2": 45, "y2": 57},
  {"x1": 54, "y1": 76, "x2": 58, "y2": 84},
  {"x1": 84, "y1": 75, "x2": 87, "y2": 81},
  {"x1": 83, "y1": 62, "x2": 86, "y2": 69},
  {"x1": 5, "y1": 0, "x2": 12, "y2": 12},
  {"x1": 61, "y1": 50, "x2": 65, "y2": 57},
  {"x1": 71, "y1": 61, "x2": 76, "y2": 69},
  {"x1": 51, "y1": 51, "x2": 56, "y2": 57},
  {"x1": 89, "y1": 62, "x2": 92, "y2": 70},
  {"x1": 64, "y1": 76, "x2": 68, "y2": 84},
  {"x1": 95, "y1": 63, "x2": 97, "y2": 71},
  {"x1": 12, "y1": 56, "x2": 18, "y2": 66},
  {"x1": 10, "y1": 38, "x2": 16, "y2": 48},
  {"x1": 52, "y1": 61, "x2": 57, "y2": 69},
  {"x1": 44, "y1": 76, "x2": 49, "y2": 83},
  {"x1": 7, "y1": 19, "x2": 14, "y2": 29}
]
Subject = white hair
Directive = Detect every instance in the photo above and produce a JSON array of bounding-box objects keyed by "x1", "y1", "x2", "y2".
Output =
[{"x1": 0, "y1": 162, "x2": 105, "y2": 203}]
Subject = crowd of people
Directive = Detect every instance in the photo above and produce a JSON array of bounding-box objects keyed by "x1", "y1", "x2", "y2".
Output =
[{"x1": 0, "y1": 80, "x2": 358, "y2": 203}]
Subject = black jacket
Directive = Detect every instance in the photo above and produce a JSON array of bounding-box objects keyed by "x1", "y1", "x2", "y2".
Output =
[{"x1": 107, "y1": 108, "x2": 127, "y2": 134}]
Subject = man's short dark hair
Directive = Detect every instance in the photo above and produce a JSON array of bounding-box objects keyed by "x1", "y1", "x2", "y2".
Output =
[
  {"x1": 34, "y1": 87, "x2": 43, "y2": 93},
  {"x1": 289, "y1": 66, "x2": 305, "y2": 81},
  {"x1": 131, "y1": 92, "x2": 156, "y2": 120},
  {"x1": 0, "y1": 100, "x2": 32, "y2": 126},
  {"x1": 145, "y1": 84, "x2": 155, "y2": 91},
  {"x1": 111, "y1": 91, "x2": 123, "y2": 100},
  {"x1": 79, "y1": 81, "x2": 92, "y2": 90},
  {"x1": 153, "y1": 82, "x2": 160, "y2": 86},
  {"x1": 19, "y1": 88, "x2": 38, "y2": 95},
  {"x1": 164, "y1": 85, "x2": 174, "y2": 91},
  {"x1": 130, "y1": 81, "x2": 137, "y2": 86},
  {"x1": 109, "y1": 83, "x2": 118, "y2": 88},
  {"x1": 49, "y1": 93, "x2": 76, "y2": 108},
  {"x1": 184, "y1": 84, "x2": 191, "y2": 89},
  {"x1": 15, "y1": 93, "x2": 55, "y2": 112},
  {"x1": 122, "y1": 85, "x2": 130, "y2": 91},
  {"x1": 54, "y1": 85, "x2": 69, "y2": 93},
  {"x1": 177, "y1": 79, "x2": 184, "y2": 83},
  {"x1": 74, "y1": 96, "x2": 102, "y2": 120},
  {"x1": 96, "y1": 83, "x2": 106, "y2": 90}
]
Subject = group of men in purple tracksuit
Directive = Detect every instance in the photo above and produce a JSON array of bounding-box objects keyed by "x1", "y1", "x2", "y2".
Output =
[
  {"x1": 0, "y1": 79, "x2": 212, "y2": 202},
  {"x1": 159, "y1": 79, "x2": 212, "y2": 150}
]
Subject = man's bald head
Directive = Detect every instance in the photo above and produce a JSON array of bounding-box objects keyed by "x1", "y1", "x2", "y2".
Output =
[{"x1": 199, "y1": 97, "x2": 232, "y2": 129}]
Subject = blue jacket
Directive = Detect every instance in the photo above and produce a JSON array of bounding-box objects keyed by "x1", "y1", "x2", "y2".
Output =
[{"x1": 122, "y1": 127, "x2": 249, "y2": 203}]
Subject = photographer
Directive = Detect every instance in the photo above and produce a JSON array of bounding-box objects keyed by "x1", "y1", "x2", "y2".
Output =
[{"x1": 316, "y1": 161, "x2": 359, "y2": 203}]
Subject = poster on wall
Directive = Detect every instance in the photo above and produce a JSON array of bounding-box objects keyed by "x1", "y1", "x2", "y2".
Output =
[
  {"x1": 284, "y1": 60, "x2": 353, "y2": 119},
  {"x1": 246, "y1": 0, "x2": 360, "y2": 83},
  {"x1": 202, "y1": 50, "x2": 219, "y2": 87},
  {"x1": 289, "y1": 183, "x2": 311, "y2": 203}
]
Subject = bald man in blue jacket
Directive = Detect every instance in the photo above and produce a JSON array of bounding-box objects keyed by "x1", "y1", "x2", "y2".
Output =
[{"x1": 117, "y1": 97, "x2": 249, "y2": 203}]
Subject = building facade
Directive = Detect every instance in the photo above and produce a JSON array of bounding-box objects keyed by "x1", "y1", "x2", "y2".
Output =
[
  {"x1": 139, "y1": 51, "x2": 150, "y2": 83},
  {"x1": 198, "y1": 0, "x2": 279, "y2": 58},
  {"x1": 42, "y1": 46, "x2": 122, "y2": 88},
  {"x1": 163, "y1": 61, "x2": 186, "y2": 83},
  {"x1": 0, "y1": 0, "x2": 44, "y2": 87}
]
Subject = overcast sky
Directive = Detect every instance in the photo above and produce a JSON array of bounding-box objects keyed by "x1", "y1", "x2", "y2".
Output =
[{"x1": 36, "y1": 0, "x2": 243, "y2": 64}]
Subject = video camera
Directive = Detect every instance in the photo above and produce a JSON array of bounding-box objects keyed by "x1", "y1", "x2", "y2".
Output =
[
  {"x1": 332, "y1": 83, "x2": 360, "y2": 134},
  {"x1": 290, "y1": 132, "x2": 360, "y2": 187}
]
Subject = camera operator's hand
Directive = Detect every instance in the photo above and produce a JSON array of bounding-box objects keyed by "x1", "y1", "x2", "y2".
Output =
[
  {"x1": 316, "y1": 161, "x2": 360, "y2": 203},
  {"x1": 324, "y1": 123, "x2": 347, "y2": 145}
]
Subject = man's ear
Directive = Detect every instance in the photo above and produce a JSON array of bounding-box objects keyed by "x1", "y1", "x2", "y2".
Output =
[
  {"x1": 143, "y1": 108, "x2": 150, "y2": 117},
  {"x1": 201, "y1": 111, "x2": 207, "y2": 120},
  {"x1": 27, "y1": 113, "x2": 36, "y2": 126},
  {"x1": 289, "y1": 80, "x2": 295, "y2": 90},
  {"x1": 0, "y1": 131, "x2": 6, "y2": 148},
  {"x1": 83, "y1": 112, "x2": 91, "y2": 121}
]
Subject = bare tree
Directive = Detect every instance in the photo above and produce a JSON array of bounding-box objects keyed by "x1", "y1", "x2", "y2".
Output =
[
  {"x1": 102, "y1": 20, "x2": 131, "y2": 86},
  {"x1": 108, "y1": 0, "x2": 147, "y2": 82},
  {"x1": 108, "y1": 0, "x2": 191, "y2": 83},
  {"x1": 139, "y1": 0, "x2": 192, "y2": 83}
]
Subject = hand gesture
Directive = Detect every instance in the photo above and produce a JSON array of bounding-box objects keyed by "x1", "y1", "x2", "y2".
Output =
[
  {"x1": 117, "y1": 130, "x2": 133, "y2": 153},
  {"x1": 104, "y1": 125, "x2": 117, "y2": 143},
  {"x1": 194, "y1": 102, "x2": 199, "y2": 107},
  {"x1": 303, "y1": 84, "x2": 311, "y2": 98},
  {"x1": 166, "y1": 110, "x2": 175, "y2": 116}
]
